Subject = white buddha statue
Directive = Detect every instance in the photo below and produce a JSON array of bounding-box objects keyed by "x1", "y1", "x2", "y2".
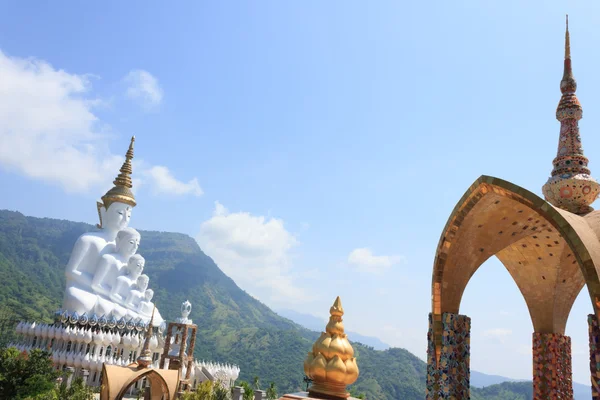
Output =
[
  {"x1": 139, "y1": 289, "x2": 155, "y2": 317},
  {"x1": 110, "y1": 255, "x2": 145, "y2": 306},
  {"x1": 91, "y1": 228, "x2": 141, "y2": 297},
  {"x1": 125, "y1": 274, "x2": 149, "y2": 311},
  {"x1": 62, "y1": 137, "x2": 137, "y2": 315},
  {"x1": 137, "y1": 289, "x2": 165, "y2": 325}
]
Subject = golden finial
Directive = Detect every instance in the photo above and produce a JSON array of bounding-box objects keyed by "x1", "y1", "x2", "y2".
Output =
[
  {"x1": 97, "y1": 136, "x2": 136, "y2": 227},
  {"x1": 303, "y1": 297, "x2": 359, "y2": 399},
  {"x1": 137, "y1": 306, "x2": 155, "y2": 369}
]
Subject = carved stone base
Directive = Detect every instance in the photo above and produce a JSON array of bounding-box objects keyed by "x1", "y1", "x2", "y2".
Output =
[
  {"x1": 426, "y1": 313, "x2": 471, "y2": 400},
  {"x1": 532, "y1": 332, "x2": 573, "y2": 400}
]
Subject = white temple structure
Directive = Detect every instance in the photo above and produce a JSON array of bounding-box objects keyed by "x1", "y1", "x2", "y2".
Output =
[{"x1": 8, "y1": 137, "x2": 240, "y2": 393}]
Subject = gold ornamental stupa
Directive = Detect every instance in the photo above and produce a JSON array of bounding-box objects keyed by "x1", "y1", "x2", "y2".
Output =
[{"x1": 302, "y1": 297, "x2": 359, "y2": 399}]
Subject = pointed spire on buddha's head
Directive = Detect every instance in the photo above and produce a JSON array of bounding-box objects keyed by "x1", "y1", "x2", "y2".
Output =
[
  {"x1": 102, "y1": 136, "x2": 136, "y2": 209},
  {"x1": 96, "y1": 137, "x2": 137, "y2": 228},
  {"x1": 303, "y1": 297, "x2": 359, "y2": 399},
  {"x1": 542, "y1": 17, "x2": 600, "y2": 214}
]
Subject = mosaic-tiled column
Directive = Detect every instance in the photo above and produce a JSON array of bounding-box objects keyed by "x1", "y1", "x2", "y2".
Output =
[
  {"x1": 589, "y1": 314, "x2": 600, "y2": 397},
  {"x1": 426, "y1": 312, "x2": 471, "y2": 400},
  {"x1": 532, "y1": 332, "x2": 573, "y2": 400}
]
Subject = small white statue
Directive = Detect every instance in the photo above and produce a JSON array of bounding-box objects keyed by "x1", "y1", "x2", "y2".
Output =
[
  {"x1": 177, "y1": 300, "x2": 193, "y2": 324},
  {"x1": 139, "y1": 289, "x2": 155, "y2": 316},
  {"x1": 91, "y1": 228, "x2": 141, "y2": 297},
  {"x1": 125, "y1": 274, "x2": 149, "y2": 310},
  {"x1": 110, "y1": 254, "x2": 145, "y2": 306}
]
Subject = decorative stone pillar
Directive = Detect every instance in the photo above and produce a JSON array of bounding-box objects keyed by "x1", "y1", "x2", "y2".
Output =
[
  {"x1": 64, "y1": 366, "x2": 75, "y2": 389},
  {"x1": 589, "y1": 314, "x2": 600, "y2": 397},
  {"x1": 81, "y1": 369, "x2": 89, "y2": 386},
  {"x1": 232, "y1": 386, "x2": 245, "y2": 400},
  {"x1": 425, "y1": 312, "x2": 471, "y2": 400},
  {"x1": 532, "y1": 332, "x2": 573, "y2": 399},
  {"x1": 254, "y1": 390, "x2": 265, "y2": 400}
]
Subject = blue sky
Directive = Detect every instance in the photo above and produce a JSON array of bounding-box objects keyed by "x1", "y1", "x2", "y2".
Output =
[{"x1": 2, "y1": 0, "x2": 600, "y2": 385}]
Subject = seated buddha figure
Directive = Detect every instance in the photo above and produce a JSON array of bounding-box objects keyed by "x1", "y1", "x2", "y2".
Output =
[
  {"x1": 125, "y1": 274, "x2": 149, "y2": 311},
  {"x1": 62, "y1": 137, "x2": 136, "y2": 315},
  {"x1": 110, "y1": 254, "x2": 145, "y2": 307},
  {"x1": 137, "y1": 288, "x2": 165, "y2": 325},
  {"x1": 91, "y1": 228, "x2": 141, "y2": 297},
  {"x1": 139, "y1": 289, "x2": 155, "y2": 317}
]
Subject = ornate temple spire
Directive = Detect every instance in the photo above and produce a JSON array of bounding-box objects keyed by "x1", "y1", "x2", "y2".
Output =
[
  {"x1": 303, "y1": 297, "x2": 359, "y2": 399},
  {"x1": 542, "y1": 16, "x2": 600, "y2": 214},
  {"x1": 101, "y1": 136, "x2": 137, "y2": 210},
  {"x1": 137, "y1": 306, "x2": 155, "y2": 368}
]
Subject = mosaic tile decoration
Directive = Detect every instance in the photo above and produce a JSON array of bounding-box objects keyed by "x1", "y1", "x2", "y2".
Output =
[
  {"x1": 426, "y1": 313, "x2": 470, "y2": 400},
  {"x1": 532, "y1": 332, "x2": 573, "y2": 400},
  {"x1": 426, "y1": 313, "x2": 438, "y2": 400},
  {"x1": 588, "y1": 314, "x2": 600, "y2": 397}
]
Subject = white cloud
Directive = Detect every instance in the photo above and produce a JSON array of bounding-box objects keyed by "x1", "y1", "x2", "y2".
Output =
[
  {"x1": 144, "y1": 165, "x2": 203, "y2": 197},
  {"x1": 347, "y1": 247, "x2": 404, "y2": 273},
  {"x1": 196, "y1": 202, "x2": 308, "y2": 305},
  {"x1": 483, "y1": 328, "x2": 512, "y2": 343},
  {"x1": 124, "y1": 69, "x2": 163, "y2": 109},
  {"x1": 0, "y1": 49, "x2": 200, "y2": 199}
]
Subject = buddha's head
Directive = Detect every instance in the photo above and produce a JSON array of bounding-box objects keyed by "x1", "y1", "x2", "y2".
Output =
[
  {"x1": 127, "y1": 254, "x2": 145, "y2": 279},
  {"x1": 116, "y1": 228, "x2": 140, "y2": 258},
  {"x1": 99, "y1": 202, "x2": 133, "y2": 233},
  {"x1": 137, "y1": 274, "x2": 149, "y2": 292},
  {"x1": 144, "y1": 289, "x2": 154, "y2": 302}
]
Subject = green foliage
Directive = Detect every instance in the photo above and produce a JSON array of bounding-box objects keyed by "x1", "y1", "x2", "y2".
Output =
[
  {"x1": 239, "y1": 381, "x2": 254, "y2": 400},
  {"x1": 349, "y1": 387, "x2": 366, "y2": 399},
  {"x1": 266, "y1": 382, "x2": 277, "y2": 400},
  {"x1": 0, "y1": 347, "x2": 58, "y2": 399},
  {"x1": 470, "y1": 382, "x2": 533, "y2": 400},
  {"x1": 180, "y1": 380, "x2": 231, "y2": 400},
  {"x1": 32, "y1": 377, "x2": 96, "y2": 400}
]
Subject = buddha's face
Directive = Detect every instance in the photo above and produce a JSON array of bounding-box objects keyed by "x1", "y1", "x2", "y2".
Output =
[
  {"x1": 144, "y1": 289, "x2": 154, "y2": 301},
  {"x1": 129, "y1": 258, "x2": 145, "y2": 279},
  {"x1": 117, "y1": 233, "x2": 140, "y2": 257},
  {"x1": 103, "y1": 202, "x2": 132, "y2": 232},
  {"x1": 137, "y1": 276, "x2": 149, "y2": 291}
]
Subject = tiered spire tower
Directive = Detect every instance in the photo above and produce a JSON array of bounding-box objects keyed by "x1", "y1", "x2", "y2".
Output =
[{"x1": 542, "y1": 16, "x2": 600, "y2": 214}]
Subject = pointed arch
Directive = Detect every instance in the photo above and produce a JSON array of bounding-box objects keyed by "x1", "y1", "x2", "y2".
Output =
[
  {"x1": 431, "y1": 175, "x2": 600, "y2": 343},
  {"x1": 100, "y1": 364, "x2": 179, "y2": 400}
]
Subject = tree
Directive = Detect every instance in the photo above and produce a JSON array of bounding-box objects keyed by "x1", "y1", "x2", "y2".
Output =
[
  {"x1": 0, "y1": 347, "x2": 57, "y2": 399},
  {"x1": 32, "y1": 377, "x2": 95, "y2": 400},
  {"x1": 239, "y1": 381, "x2": 254, "y2": 400},
  {"x1": 266, "y1": 382, "x2": 277, "y2": 400},
  {"x1": 212, "y1": 381, "x2": 230, "y2": 400},
  {"x1": 180, "y1": 380, "x2": 231, "y2": 400},
  {"x1": 252, "y1": 376, "x2": 260, "y2": 390}
]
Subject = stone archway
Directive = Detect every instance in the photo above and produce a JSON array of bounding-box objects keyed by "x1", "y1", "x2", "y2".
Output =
[
  {"x1": 426, "y1": 175, "x2": 600, "y2": 399},
  {"x1": 100, "y1": 364, "x2": 179, "y2": 400}
]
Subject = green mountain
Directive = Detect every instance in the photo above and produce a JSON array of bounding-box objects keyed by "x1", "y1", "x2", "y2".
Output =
[{"x1": 0, "y1": 209, "x2": 546, "y2": 399}]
